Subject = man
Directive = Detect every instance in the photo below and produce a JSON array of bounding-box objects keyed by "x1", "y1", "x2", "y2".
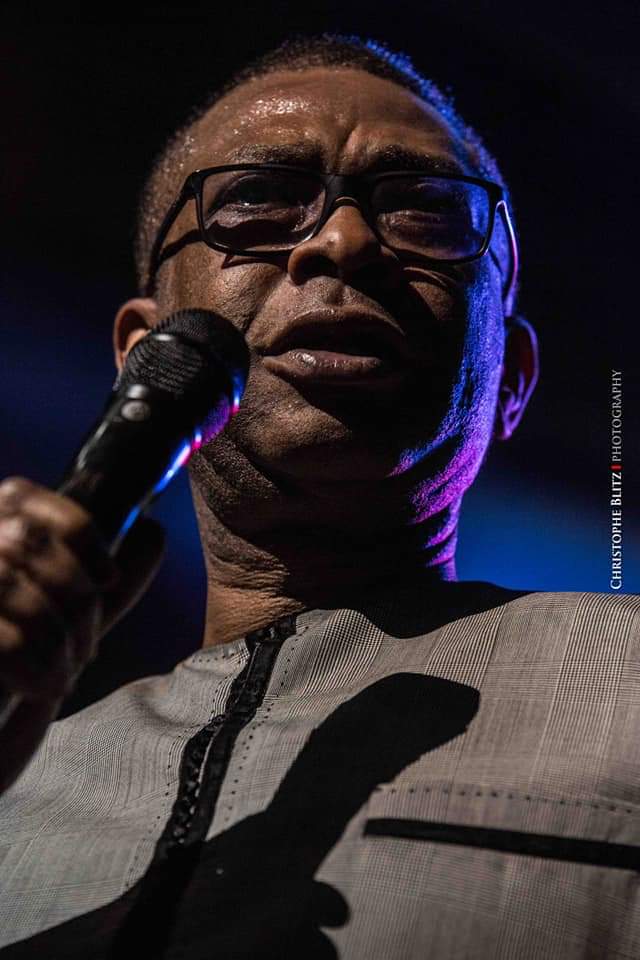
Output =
[{"x1": 0, "y1": 34, "x2": 638, "y2": 959}]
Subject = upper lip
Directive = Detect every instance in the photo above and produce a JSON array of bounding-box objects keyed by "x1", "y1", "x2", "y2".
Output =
[{"x1": 260, "y1": 309, "x2": 413, "y2": 364}]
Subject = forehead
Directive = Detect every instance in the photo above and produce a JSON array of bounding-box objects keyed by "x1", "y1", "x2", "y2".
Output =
[{"x1": 189, "y1": 67, "x2": 475, "y2": 175}]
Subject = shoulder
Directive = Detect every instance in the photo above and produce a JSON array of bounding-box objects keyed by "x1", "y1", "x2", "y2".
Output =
[
  {"x1": 401, "y1": 580, "x2": 640, "y2": 649},
  {"x1": 1, "y1": 641, "x2": 245, "y2": 807},
  {"x1": 446, "y1": 580, "x2": 640, "y2": 619},
  {"x1": 468, "y1": 585, "x2": 640, "y2": 652},
  {"x1": 492, "y1": 586, "x2": 640, "y2": 620},
  {"x1": 0, "y1": 669, "x2": 181, "y2": 810}
]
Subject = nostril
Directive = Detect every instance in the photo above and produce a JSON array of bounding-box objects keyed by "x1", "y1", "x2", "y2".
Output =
[
  {"x1": 343, "y1": 259, "x2": 404, "y2": 296},
  {"x1": 289, "y1": 253, "x2": 340, "y2": 285}
]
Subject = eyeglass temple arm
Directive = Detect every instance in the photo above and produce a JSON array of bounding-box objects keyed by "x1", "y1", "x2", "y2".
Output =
[
  {"x1": 495, "y1": 199, "x2": 519, "y2": 312},
  {"x1": 144, "y1": 183, "x2": 192, "y2": 297}
]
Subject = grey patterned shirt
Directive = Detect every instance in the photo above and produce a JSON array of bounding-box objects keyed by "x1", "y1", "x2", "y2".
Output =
[{"x1": 0, "y1": 578, "x2": 639, "y2": 958}]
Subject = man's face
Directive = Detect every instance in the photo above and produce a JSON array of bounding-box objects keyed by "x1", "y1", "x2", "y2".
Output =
[{"x1": 149, "y1": 67, "x2": 512, "y2": 524}]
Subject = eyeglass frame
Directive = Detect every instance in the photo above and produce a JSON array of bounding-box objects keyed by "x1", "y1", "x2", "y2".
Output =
[{"x1": 145, "y1": 163, "x2": 519, "y2": 303}]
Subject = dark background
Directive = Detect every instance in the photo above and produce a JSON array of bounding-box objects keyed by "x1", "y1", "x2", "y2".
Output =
[{"x1": 1, "y1": 4, "x2": 638, "y2": 714}]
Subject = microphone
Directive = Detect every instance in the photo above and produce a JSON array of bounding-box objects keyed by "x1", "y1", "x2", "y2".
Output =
[
  {"x1": 58, "y1": 308, "x2": 249, "y2": 551},
  {"x1": 0, "y1": 308, "x2": 250, "y2": 724}
]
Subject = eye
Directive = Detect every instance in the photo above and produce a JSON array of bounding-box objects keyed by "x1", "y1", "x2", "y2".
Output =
[
  {"x1": 200, "y1": 170, "x2": 325, "y2": 250},
  {"x1": 372, "y1": 177, "x2": 491, "y2": 258},
  {"x1": 377, "y1": 182, "x2": 469, "y2": 218},
  {"x1": 220, "y1": 175, "x2": 296, "y2": 207},
  {"x1": 210, "y1": 172, "x2": 323, "y2": 214}
]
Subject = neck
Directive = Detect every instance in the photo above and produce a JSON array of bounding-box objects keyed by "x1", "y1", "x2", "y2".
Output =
[{"x1": 194, "y1": 487, "x2": 460, "y2": 648}]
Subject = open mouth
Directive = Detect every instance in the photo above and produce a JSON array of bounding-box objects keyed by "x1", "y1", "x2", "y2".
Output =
[
  {"x1": 263, "y1": 347, "x2": 394, "y2": 383},
  {"x1": 260, "y1": 316, "x2": 412, "y2": 386}
]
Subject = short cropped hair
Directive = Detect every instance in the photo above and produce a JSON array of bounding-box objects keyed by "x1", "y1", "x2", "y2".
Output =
[{"x1": 135, "y1": 33, "x2": 517, "y2": 301}]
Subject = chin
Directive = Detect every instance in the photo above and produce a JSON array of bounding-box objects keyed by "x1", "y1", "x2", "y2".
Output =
[{"x1": 221, "y1": 371, "x2": 454, "y2": 483}]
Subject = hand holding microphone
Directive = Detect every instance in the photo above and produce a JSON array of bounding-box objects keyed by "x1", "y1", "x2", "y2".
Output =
[{"x1": 0, "y1": 309, "x2": 249, "y2": 791}]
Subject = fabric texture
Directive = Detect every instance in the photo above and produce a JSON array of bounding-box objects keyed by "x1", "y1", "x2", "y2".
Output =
[{"x1": 0, "y1": 578, "x2": 639, "y2": 958}]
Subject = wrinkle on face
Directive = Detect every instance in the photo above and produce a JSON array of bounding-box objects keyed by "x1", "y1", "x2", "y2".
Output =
[
  {"x1": 190, "y1": 69, "x2": 468, "y2": 176},
  {"x1": 158, "y1": 66, "x2": 507, "y2": 499}
]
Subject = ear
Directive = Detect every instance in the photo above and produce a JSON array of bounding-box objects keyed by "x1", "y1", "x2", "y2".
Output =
[
  {"x1": 113, "y1": 298, "x2": 159, "y2": 373},
  {"x1": 493, "y1": 315, "x2": 539, "y2": 441}
]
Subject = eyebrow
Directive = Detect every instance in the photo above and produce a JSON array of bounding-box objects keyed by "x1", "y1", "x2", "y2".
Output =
[
  {"x1": 221, "y1": 142, "x2": 471, "y2": 177},
  {"x1": 224, "y1": 143, "x2": 324, "y2": 165},
  {"x1": 365, "y1": 146, "x2": 470, "y2": 176}
]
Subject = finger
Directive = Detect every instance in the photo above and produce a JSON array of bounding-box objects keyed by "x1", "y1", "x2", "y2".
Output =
[
  {"x1": 0, "y1": 505, "x2": 108, "y2": 668},
  {"x1": 0, "y1": 514, "x2": 101, "y2": 617},
  {"x1": 0, "y1": 515, "x2": 103, "y2": 667},
  {"x1": 0, "y1": 561, "x2": 74, "y2": 700},
  {"x1": 0, "y1": 477, "x2": 117, "y2": 587}
]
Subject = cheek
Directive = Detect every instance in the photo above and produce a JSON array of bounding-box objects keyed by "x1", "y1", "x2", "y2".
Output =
[
  {"x1": 409, "y1": 264, "x2": 504, "y2": 444},
  {"x1": 166, "y1": 248, "x2": 282, "y2": 334},
  {"x1": 453, "y1": 273, "x2": 505, "y2": 430},
  {"x1": 405, "y1": 266, "x2": 499, "y2": 398}
]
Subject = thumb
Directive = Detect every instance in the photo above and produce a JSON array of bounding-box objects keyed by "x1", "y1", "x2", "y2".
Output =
[{"x1": 100, "y1": 515, "x2": 166, "y2": 636}]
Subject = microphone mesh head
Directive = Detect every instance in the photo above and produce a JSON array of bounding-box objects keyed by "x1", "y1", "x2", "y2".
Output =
[{"x1": 116, "y1": 309, "x2": 249, "y2": 418}]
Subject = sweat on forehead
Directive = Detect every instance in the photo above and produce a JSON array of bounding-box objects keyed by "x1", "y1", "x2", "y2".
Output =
[
  {"x1": 188, "y1": 68, "x2": 472, "y2": 174},
  {"x1": 134, "y1": 41, "x2": 515, "y2": 298}
]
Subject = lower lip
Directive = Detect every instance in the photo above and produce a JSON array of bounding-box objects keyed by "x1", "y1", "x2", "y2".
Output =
[{"x1": 263, "y1": 349, "x2": 405, "y2": 386}]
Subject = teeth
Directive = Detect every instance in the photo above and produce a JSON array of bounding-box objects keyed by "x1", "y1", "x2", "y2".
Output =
[
  {"x1": 290, "y1": 341, "x2": 380, "y2": 356},
  {"x1": 289, "y1": 335, "x2": 370, "y2": 352},
  {"x1": 297, "y1": 352, "x2": 317, "y2": 365}
]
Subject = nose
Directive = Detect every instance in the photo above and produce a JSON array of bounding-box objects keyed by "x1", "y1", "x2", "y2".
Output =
[{"x1": 287, "y1": 201, "x2": 403, "y2": 286}]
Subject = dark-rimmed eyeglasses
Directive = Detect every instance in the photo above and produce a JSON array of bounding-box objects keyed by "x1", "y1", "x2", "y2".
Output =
[{"x1": 145, "y1": 164, "x2": 518, "y2": 299}]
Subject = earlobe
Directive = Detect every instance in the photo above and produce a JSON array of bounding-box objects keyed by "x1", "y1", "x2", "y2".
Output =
[
  {"x1": 113, "y1": 298, "x2": 160, "y2": 372},
  {"x1": 493, "y1": 315, "x2": 539, "y2": 441}
]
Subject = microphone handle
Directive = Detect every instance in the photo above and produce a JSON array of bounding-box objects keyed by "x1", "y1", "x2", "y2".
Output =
[
  {"x1": 0, "y1": 693, "x2": 22, "y2": 728},
  {"x1": 0, "y1": 386, "x2": 202, "y2": 728},
  {"x1": 58, "y1": 384, "x2": 196, "y2": 551}
]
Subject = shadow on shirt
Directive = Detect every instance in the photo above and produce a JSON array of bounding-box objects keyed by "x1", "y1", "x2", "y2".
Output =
[{"x1": 1, "y1": 672, "x2": 480, "y2": 958}]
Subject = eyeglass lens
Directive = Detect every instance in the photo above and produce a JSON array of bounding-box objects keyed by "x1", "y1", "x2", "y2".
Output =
[{"x1": 201, "y1": 168, "x2": 491, "y2": 258}]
